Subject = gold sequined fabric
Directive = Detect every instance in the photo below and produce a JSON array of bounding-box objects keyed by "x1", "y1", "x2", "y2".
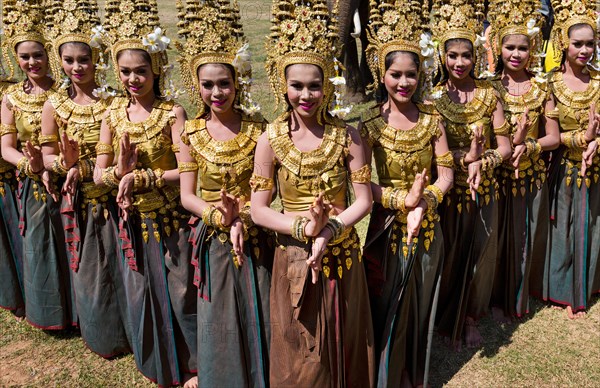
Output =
[
  {"x1": 268, "y1": 115, "x2": 350, "y2": 212},
  {"x1": 185, "y1": 114, "x2": 265, "y2": 203}
]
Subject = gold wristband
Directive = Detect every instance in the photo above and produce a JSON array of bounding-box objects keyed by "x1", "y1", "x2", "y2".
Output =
[
  {"x1": 102, "y1": 166, "x2": 120, "y2": 188},
  {"x1": 381, "y1": 186, "x2": 393, "y2": 209},
  {"x1": 291, "y1": 215, "x2": 309, "y2": 242},
  {"x1": 426, "y1": 184, "x2": 444, "y2": 205},
  {"x1": 153, "y1": 168, "x2": 165, "y2": 189},
  {"x1": 52, "y1": 154, "x2": 69, "y2": 177}
]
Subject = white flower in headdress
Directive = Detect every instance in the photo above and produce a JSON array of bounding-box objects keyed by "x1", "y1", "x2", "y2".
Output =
[
  {"x1": 60, "y1": 76, "x2": 71, "y2": 89},
  {"x1": 90, "y1": 25, "x2": 106, "y2": 48},
  {"x1": 527, "y1": 19, "x2": 540, "y2": 37},
  {"x1": 236, "y1": 101, "x2": 261, "y2": 116},
  {"x1": 329, "y1": 76, "x2": 346, "y2": 86},
  {"x1": 419, "y1": 33, "x2": 435, "y2": 59},
  {"x1": 93, "y1": 85, "x2": 116, "y2": 99},
  {"x1": 329, "y1": 105, "x2": 352, "y2": 119},
  {"x1": 232, "y1": 43, "x2": 252, "y2": 75},
  {"x1": 474, "y1": 33, "x2": 487, "y2": 48},
  {"x1": 95, "y1": 61, "x2": 110, "y2": 72},
  {"x1": 143, "y1": 28, "x2": 170, "y2": 53},
  {"x1": 427, "y1": 90, "x2": 443, "y2": 100}
]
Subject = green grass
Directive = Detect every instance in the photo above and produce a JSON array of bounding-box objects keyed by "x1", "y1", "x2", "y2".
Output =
[{"x1": 1, "y1": 1, "x2": 599, "y2": 387}]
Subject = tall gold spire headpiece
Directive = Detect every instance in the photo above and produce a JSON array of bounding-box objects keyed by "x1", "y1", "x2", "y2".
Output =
[
  {"x1": 104, "y1": 0, "x2": 173, "y2": 97},
  {"x1": 1, "y1": 0, "x2": 46, "y2": 56},
  {"x1": 265, "y1": 0, "x2": 350, "y2": 123},
  {"x1": 44, "y1": 0, "x2": 113, "y2": 96},
  {"x1": 176, "y1": 0, "x2": 259, "y2": 116},
  {"x1": 487, "y1": 0, "x2": 544, "y2": 72},
  {"x1": 550, "y1": 0, "x2": 599, "y2": 64},
  {"x1": 365, "y1": 0, "x2": 436, "y2": 97},
  {"x1": 430, "y1": 0, "x2": 486, "y2": 74}
]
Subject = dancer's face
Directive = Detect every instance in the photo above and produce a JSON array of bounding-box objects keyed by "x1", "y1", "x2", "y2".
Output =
[
  {"x1": 198, "y1": 63, "x2": 236, "y2": 114},
  {"x1": 445, "y1": 40, "x2": 474, "y2": 81},
  {"x1": 285, "y1": 64, "x2": 324, "y2": 119},
  {"x1": 567, "y1": 24, "x2": 595, "y2": 68},
  {"x1": 383, "y1": 52, "x2": 419, "y2": 104},
  {"x1": 117, "y1": 49, "x2": 155, "y2": 99},
  {"x1": 501, "y1": 34, "x2": 530, "y2": 72},
  {"x1": 60, "y1": 43, "x2": 95, "y2": 86},
  {"x1": 15, "y1": 41, "x2": 49, "y2": 82}
]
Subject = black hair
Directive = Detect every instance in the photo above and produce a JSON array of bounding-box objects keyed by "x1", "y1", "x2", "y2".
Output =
[{"x1": 375, "y1": 50, "x2": 421, "y2": 103}]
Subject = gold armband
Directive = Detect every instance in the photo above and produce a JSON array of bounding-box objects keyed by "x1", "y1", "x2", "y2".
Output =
[
  {"x1": 494, "y1": 119, "x2": 510, "y2": 137},
  {"x1": 38, "y1": 134, "x2": 58, "y2": 144},
  {"x1": 171, "y1": 143, "x2": 181, "y2": 153},
  {"x1": 349, "y1": 164, "x2": 371, "y2": 183},
  {"x1": 291, "y1": 215, "x2": 309, "y2": 243},
  {"x1": 435, "y1": 151, "x2": 453, "y2": 169},
  {"x1": 95, "y1": 142, "x2": 114, "y2": 155},
  {"x1": 178, "y1": 161, "x2": 198, "y2": 173},
  {"x1": 102, "y1": 166, "x2": 121, "y2": 188},
  {"x1": 249, "y1": 173, "x2": 274, "y2": 192},
  {"x1": 0, "y1": 123, "x2": 17, "y2": 137},
  {"x1": 545, "y1": 108, "x2": 559, "y2": 119},
  {"x1": 52, "y1": 154, "x2": 69, "y2": 177}
]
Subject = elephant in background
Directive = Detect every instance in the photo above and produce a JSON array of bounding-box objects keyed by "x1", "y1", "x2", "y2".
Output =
[{"x1": 331, "y1": 0, "x2": 373, "y2": 101}]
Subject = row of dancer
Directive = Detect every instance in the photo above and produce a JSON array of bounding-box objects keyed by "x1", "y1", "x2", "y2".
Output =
[{"x1": 1, "y1": 0, "x2": 599, "y2": 387}]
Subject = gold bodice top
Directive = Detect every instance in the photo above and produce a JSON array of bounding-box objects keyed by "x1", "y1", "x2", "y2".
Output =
[
  {"x1": 49, "y1": 90, "x2": 112, "y2": 161},
  {"x1": 106, "y1": 97, "x2": 179, "y2": 211},
  {"x1": 361, "y1": 104, "x2": 441, "y2": 190},
  {"x1": 183, "y1": 114, "x2": 265, "y2": 203},
  {"x1": 550, "y1": 70, "x2": 600, "y2": 133},
  {"x1": 268, "y1": 117, "x2": 350, "y2": 212},
  {"x1": 4, "y1": 81, "x2": 55, "y2": 148},
  {"x1": 433, "y1": 79, "x2": 498, "y2": 150},
  {"x1": 491, "y1": 76, "x2": 549, "y2": 169}
]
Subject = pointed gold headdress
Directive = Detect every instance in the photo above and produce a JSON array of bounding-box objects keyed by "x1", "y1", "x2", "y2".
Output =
[
  {"x1": 104, "y1": 0, "x2": 174, "y2": 97},
  {"x1": 430, "y1": 0, "x2": 486, "y2": 73},
  {"x1": 176, "y1": 0, "x2": 259, "y2": 116},
  {"x1": 265, "y1": 0, "x2": 350, "y2": 123},
  {"x1": 550, "y1": 0, "x2": 598, "y2": 63},
  {"x1": 1, "y1": 0, "x2": 46, "y2": 57},
  {"x1": 44, "y1": 0, "x2": 113, "y2": 96},
  {"x1": 487, "y1": 0, "x2": 544, "y2": 72},
  {"x1": 365, "y1": 0, "x2": 436, "y2": 97}
]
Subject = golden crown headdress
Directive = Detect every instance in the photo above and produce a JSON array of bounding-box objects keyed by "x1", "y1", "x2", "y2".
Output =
[
  {"x1": 44, "y1": 0, "x2": 114, "y2": 97},
  {"x1": 550, "y1": 0, "x2": 599, "y2": 64},
  {"x1": 1, "y1": 0, "x2": 46, "y2": 57},
  {"x1": 487, "y1": 0, "x2": 544, "y2": 72},
  {"x1": 266, "y1": 0, "x2": 350, "y2": 123},
  {"x1": 430, "y1": 0, "x2": 486, "y2": 74},
  {"x1": 365, "y1": 0, "x2": 436, "y2": 97},
  {"x1": 104, "y1": 0, "x2": 175, "y2": 98},
  {"x1": 176, "y1": 0, "x2": 259, "y2": 116}
]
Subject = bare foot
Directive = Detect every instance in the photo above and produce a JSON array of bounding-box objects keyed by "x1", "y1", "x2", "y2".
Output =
[
  {"x1": 491, "y1": 307, "x2": 511, "y2": 324},
  {"x1": 464, "y1": 317, "x2": 483, "y2": 348},
  {"x1": 182, "y1": 374, "x2": 198, "y2": 388},
  {"x1": 566, "y1": 306, "x2": 576, "y2": 319},
  {"x1": 551, "y1": 305, "x2": 563, "y2": 310},
  {"x1": 13, "y1": 307, "x2": 25, "y2": 321},
  {"x1": 575, "y1": 310, "x2": 587, "y2": 319}
]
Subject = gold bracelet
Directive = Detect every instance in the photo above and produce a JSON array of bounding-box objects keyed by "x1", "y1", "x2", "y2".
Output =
[
  {"x1": 396, "y1": 189, "x2": 408, "y2": 213},
  {"x1": 17, "y1": 156, "x2": 29, "y2": 175},
  {"x1": 133, "y1": 170, "x2": 143, "y2": 191},
  {"x1": 211, "y1": 206, "x2": 226, "y2": 229},
  {"x1": 426, "y1": 184, "x2": 444, "y2": 205},
  {"x1": 291, "y1": 216, "x2": 309, "y2": 242},
  {"x1": 238, "y1": 204, "x2": 254, "y2": 230},
  {"x1": 52, "y1": 154, "x2": 69, "y2": 177},
  {"x1": 201, "y1": 205, "x2": 214, "y2": 226},
  {"x1": 102, "y1": 166, "x2": 120, "y2": 188},
  {"x1": 423, "y1": 190, "x2": 438, "y2": 212},
  {"x1": 381, "y1": 186, "x2": 393, "y2": 209},
  {"x1": 178, "y1": 161, "x2": 199, "y2": 173}
]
